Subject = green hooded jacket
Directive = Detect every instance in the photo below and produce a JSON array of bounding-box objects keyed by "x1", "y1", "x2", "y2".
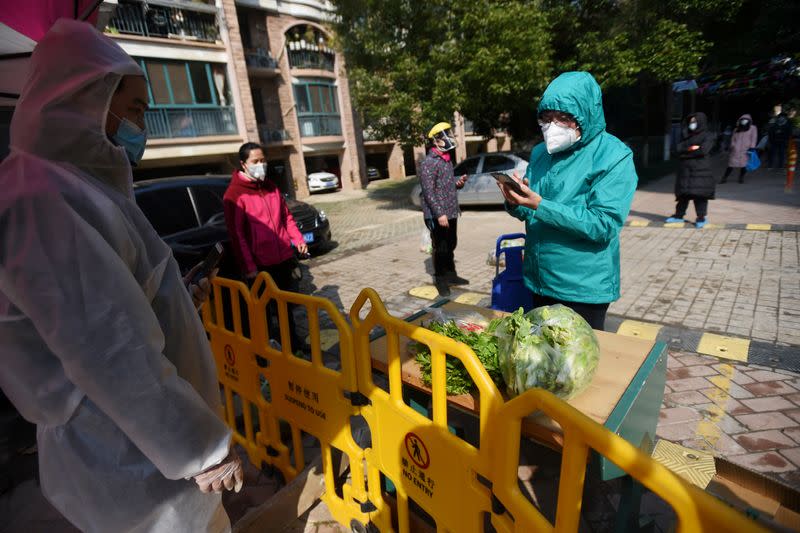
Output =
[{"x1": 506, "y1": 72, "x2": 637, "y2": 304}]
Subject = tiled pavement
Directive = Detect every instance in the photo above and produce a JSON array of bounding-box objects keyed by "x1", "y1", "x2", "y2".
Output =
[{"x1": 658, "y1": 351, "x2": 800, "y2": 489}]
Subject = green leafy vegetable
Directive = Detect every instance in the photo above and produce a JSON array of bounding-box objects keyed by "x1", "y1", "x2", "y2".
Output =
[
  {"x1": 411, "y1": 319, "x2": 505, "y2": 395},
  {"x1": 495, "y1": 305, "x2": 600, "y2": 399}
]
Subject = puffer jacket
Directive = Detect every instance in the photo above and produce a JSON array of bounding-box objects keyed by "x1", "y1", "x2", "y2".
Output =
[
  {"x1": 506, "y1": 71, "x2": 638, "y2": 304},
  {"x1": 674, "y1": 112, "x2": 715, "y2": 199},
  {"x1": 728, "y1": 114, "x2": 758, "y2": 168}
]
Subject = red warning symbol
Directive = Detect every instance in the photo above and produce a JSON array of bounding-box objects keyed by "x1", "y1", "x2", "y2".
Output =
[
  {"x1": 404, "y1": 432, "x2": 430, "y2": 469},
  {"x1": 224, "y1": 344, "x2": 235, "y2": 366}
]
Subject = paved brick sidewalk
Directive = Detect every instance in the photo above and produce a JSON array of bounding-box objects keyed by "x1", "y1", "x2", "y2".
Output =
[
  {"x1": 658, "y1": 351, "x2": 800, "y2": 489},
  {"x1": 629, "y1": 153, "x2": 798, "y2": 225},
  {"x1": 610, "y1": 227, "x2": 799, "y2": 345}
]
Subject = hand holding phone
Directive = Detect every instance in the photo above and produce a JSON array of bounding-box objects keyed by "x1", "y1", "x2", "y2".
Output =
[
  {"x1": 491, "y1": 172, "x2": 525, "y2": 196},
  {"x1": 189, "y1": 242, "x2": 224, "y2": 286}
]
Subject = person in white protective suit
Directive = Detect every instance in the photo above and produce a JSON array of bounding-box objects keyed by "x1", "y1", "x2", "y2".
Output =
[{"x1": 0, "y1": 19, "x2": 244, "y2": 532}]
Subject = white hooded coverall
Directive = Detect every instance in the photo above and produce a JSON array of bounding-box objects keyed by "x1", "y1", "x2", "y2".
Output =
[{"x1": 0, "y1": 19, "x2": 233, "y2": 532}]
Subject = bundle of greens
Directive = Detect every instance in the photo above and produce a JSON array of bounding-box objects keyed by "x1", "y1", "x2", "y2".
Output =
[
  {"x1": 411, "y1": 318, "x2": 505, "y2": 395},
  {"x1": 495, "y1": 305, "x2": 600, "y2": 399}
]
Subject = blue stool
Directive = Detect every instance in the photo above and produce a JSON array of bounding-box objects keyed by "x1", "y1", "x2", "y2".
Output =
[{"x1": 491, "y1": 233, "x2": 532, "y2": 312}]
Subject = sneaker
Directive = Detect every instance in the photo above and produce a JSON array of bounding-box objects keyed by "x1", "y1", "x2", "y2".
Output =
[
  {"x1": 695, "y1": 219, "x2": 707, "y2": 229},
  {"x1": 434, "y1": 278, "x2": 451, "y2": 297},
  {"x1": 665, "y1": 216, "x2": 686, "y2": 223},
  {"x1": 446, "y1": 272, "x2": 469, "y2": 285}
]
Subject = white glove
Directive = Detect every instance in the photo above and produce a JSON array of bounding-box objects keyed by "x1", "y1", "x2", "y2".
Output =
[{"x1": 192, "y1": 449, "x2": 244, "y2": 494}]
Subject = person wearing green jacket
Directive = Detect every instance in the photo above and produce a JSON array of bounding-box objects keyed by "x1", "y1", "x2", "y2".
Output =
[{"x1": 497, "y1": 72, "x2": 637, "y2": 330}]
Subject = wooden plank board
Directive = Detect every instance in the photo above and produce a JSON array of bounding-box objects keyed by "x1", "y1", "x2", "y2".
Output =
[{"x1": 368, "y1": 302, "x2": 655, "y2": 448}]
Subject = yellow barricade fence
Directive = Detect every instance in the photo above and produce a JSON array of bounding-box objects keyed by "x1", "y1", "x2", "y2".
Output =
[
  {"x1": 205, "y1": 277, "x2": 767, "y2": 532},
  {"x1": 202, "y1": 273, "x2": 371, "y2": 527}
]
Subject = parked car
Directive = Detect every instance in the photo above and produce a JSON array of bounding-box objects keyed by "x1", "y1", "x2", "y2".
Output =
[
  {"x1": 307, "y1": 171, "x2": 339, "y2": 193},
  {"x1": 410, "y1": 151, "x2": 530, "y2": 207},
  {"x1": 366, "y1": 166, "x2": 384, "y2": 181},
  {"x1": 133, "y1": 175, "x2": 332, "y2": 276}
]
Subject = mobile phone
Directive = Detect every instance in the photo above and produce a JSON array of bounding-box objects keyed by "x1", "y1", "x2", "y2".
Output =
[
  {"x1": 491, "y1": 172, "x2": 524, "y2": 196},
  {"x1": 190, "y1": 242, "x2": 224, "y2": 285}
]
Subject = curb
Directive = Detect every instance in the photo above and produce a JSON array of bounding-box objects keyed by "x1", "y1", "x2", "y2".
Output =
[
  {"x1": 604, "y1": 314, "x2": 799, "y2": 373},
  {"x1": 624, "y1": 221, "x2": 800, "y2": 232}
]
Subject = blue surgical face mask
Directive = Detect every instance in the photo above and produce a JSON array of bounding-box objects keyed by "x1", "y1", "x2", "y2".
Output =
[{"x1": 110, "y1": 112, "x2": 147, "y2": 165}]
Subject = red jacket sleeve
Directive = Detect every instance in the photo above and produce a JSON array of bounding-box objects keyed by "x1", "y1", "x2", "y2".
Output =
[
  {"x1": 282, "y1": 197, "x2": 304, "y2": 246},
  {"x1": 223, "y1": 196, "x2": 257, "y2": 275}
]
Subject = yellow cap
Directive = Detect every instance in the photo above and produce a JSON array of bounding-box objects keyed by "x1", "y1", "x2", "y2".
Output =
[{"x1": 427, "y1": 122, "x2": 452, "y2": 138}]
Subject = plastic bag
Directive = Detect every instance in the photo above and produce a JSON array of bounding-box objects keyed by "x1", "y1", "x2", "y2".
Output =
[
  {"x1": 746, "y1": 148, "x2": 761, "y2": 172},
  {"x1": 420, "y1": 228, "x2": 432, "y2": 254},
  {"x1": 494, "y1": 305, "x2": 600, "y2": 399},
  {"x1": 425, "y1": 307, "x2": 491, "y2": 332}
]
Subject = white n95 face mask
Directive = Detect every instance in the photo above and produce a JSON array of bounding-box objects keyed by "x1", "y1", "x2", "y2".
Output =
[
  {"x1": 246, "y1": 163, "x2": 266, "y2": 180},
  {"x1": 541, "y1": 122, "x2": 580, "y2": 154}
]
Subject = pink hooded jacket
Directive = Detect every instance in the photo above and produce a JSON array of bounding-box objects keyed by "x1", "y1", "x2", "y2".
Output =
[
  {"x1": 728, "y1": 114, "x2": 758, "y2": 168},
  {"x1": 223, "y1": 170, "x2": 304, "y2": 275}
]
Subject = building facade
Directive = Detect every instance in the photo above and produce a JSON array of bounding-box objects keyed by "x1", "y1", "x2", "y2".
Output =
[
  {"x1": 103, "y1": 0, "x2": 512, "y2": 196},
  {"x1": 104, "y1": 0, "x2": 255, "y2": 178}
]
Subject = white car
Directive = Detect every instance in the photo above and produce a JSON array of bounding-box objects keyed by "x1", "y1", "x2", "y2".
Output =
[
  {"x1": 410, "y1": 151, "x2": 530, "y2": 207},
  {"x1": 307, "y1": 171, "x2": 340, "y2": 193}
]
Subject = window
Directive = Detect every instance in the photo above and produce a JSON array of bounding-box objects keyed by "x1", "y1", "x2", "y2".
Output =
[
  {"x1": 293, "y1": 79, "x2": 338, "y2": 115},
  {"x1": 189, "y1": 63, "x2": 213, "y2": 104},
  {"x1": 140, "y1": 59, "x2": 221, "y2": 107},
  {"x1": 135, "y1": 188, "x2": 198, "y2": 236},
  {"x1": 146, "y1": 62, "x2": 171, "y2": 105},
  {"x1": 482, "y1": 155, "x2": 515, "y2": 173},
  {"x1": 166, "y1": 63, "x2": 193, "y2": 104},
  {"x1": 251, "y1": 88, "x2": 265, "y2": 124},
  {"x1": 191, "y1": 185, "x2": 227, "y2": 225},
  {"x1": 293, "y1": 85, "x2": 310, "y2": 113},
  {"x1": 454, "y1": 157, "x2": 480, "y2": 176}
]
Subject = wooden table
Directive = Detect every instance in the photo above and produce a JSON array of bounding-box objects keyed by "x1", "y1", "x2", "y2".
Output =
[{"x1": 368, "y1": 300, "x2": 668, "y2": 481}]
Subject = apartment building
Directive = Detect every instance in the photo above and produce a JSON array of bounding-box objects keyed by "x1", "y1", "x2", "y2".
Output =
[
  {"x1": 101, "y1": 0, "x2": 512, "y2": 195},
  {"x1": 104, "y1": 0, "x2": 253, "y2": 178}
]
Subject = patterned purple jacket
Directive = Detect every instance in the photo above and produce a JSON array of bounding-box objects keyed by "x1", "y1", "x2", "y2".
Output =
[{"x1": 418, "y1": 149, "x2": 460, "y2": 220}]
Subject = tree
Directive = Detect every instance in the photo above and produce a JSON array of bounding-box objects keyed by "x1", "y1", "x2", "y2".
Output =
[{"x1": 331, "y1": 0, "x2": 552, "y2": 146}]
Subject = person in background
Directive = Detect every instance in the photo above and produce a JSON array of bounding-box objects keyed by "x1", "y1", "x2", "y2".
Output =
[
  {"x1": 496, "y1": 72, "x2": 637, "y2": 331},
  {"x1": 0, "y1": 20, "x2": 241, "y2": 533},
  {"x1": 721, "y1": 114, "x2": 758, "y2": 184},
  {"x1": 767, "y1": 104, "x2": 792, "y2": 170},
  {"x1": 666, "y1": 112, "x2": 715, "y2": 228},
  {"x1": 223, "y1": 142, "x2": 308, "y2": 351},
  {"x1": 418, "y1": 122, "x2": 468, "y2": 297}
]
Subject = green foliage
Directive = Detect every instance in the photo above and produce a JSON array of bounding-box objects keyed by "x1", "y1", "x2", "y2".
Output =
[
  {"x1": 411, "y1": 319, "x2": 505, "y2": 396},
  {"x1": 331, "y1": 0, "x2": 758, "y2": 141},
  {"x1": 332, "y1": 0, "x2": 551, "y2": 144}
]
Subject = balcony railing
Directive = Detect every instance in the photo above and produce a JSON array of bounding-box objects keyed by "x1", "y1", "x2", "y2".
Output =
[
  {"x1": 298, "y1": 114, "x2": 342, "y2": 137},
  {"x1": 108, "y1": 0, "x2": 220, "y2": 43},
  {"x1": 145, "y1": 107, "x2": 237, "y2": 139},
  {"x1": 245, "y1": 50, "x2": 278, "y2": 69},
  {"x1": 258, "y1": 126, "x2": 292, "y2": 144},
  {"x1": 287, "y1": 48, "x2": 335, "y2": 71}
]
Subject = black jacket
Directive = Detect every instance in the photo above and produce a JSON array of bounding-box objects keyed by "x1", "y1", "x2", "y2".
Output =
[{"x1": 674, "y1": 112, "x2": 715, "y2": 199}]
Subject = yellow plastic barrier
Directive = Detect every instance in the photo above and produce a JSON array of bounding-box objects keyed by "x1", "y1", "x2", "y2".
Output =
[
  {"x1": 487, "y1": 390, "x2": 766, "y2": 532},
  {"x1": 206, "y1": 279, "x2": 766, "y2": 532},
  {"x1": 349, "y1": 288, "x2": 504, "y2": 532},
  {"x1": 202, "y1": 273, "x2": 370, "y2": 526}
]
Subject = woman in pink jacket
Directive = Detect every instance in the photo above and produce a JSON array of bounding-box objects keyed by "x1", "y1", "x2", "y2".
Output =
[
  {"x1": 721, "y1": 114, "x2": 758, "y2": 184},
  {"x1": 224, "y1": 142, "x2": 308, "y2": 349}
]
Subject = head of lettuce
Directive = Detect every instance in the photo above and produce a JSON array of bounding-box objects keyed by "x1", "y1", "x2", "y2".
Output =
[{"x1": 495, "y1": 305, "x2": 600, "y2": 399}]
